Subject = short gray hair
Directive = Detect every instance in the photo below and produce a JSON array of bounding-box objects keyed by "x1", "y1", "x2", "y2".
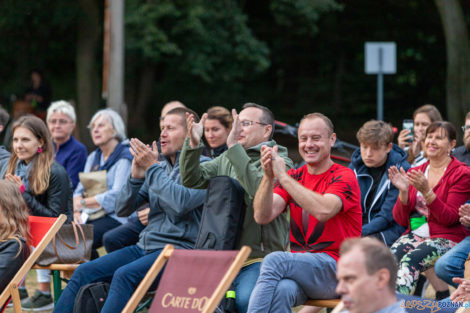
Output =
[
  {"x1": 47, "y1": 100, "x2": 77, "y2": 122},
  {"x1": 88, "y1": 108, "x2": 126, "y2": 141}
]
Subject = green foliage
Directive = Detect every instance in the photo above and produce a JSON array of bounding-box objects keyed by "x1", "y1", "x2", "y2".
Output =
[{"x1": 125, "y1": 0, "x2": 270, "y2": 83}]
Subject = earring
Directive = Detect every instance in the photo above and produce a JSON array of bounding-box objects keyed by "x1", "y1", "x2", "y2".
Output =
[{"x1": 37, "y1": 147, "x2": 43, "y2": 154}]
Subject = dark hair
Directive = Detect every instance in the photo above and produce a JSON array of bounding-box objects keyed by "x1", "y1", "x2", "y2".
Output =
[
  {"x1": 300, "y1": 113, "x2": 334, "y2": 136},
  {"x1": 413, "y1": 104, "x2": 442, "y2": 123},
  {"x1": 426, "y1": 121, "x2": 457, "y2": 142},
  {"x1": 206, "y1": 106, "x2": 232, "y2": 130},
  {"x1": 340, "y1": 237, "x2": 398, "y2": 292},
  {"x1": 356, "y1": 120, "x2": 394, "y2": 146},
  {"x1": 242, "y1": 102, "x2": 275, "y2": 139},
  {"x1": 0, "y1": 107, "x2": 10, "y2": 127},
  {"x1": 165, "y1": 107, "x2": 200, "y2": 128}
]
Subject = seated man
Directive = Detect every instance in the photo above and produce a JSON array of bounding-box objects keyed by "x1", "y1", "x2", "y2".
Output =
[
  {"x1": 53, "y1": 107, "x2": 208, "y2": 313},
  {"x1": 181, "y1": 103, "x2": 294, "y2": 313},
  {"x1": 247, "y1": 113, "x2": 362, "y2": 313},
  {"x1": 336, "y1": 237, "x2": 406, "y2": 313},
  {"x1": 349, "y1": 120, "x2": 409, "y2": 246}
]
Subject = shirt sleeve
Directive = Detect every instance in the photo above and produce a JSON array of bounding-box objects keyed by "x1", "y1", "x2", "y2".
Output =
[
  {"x1": 273, "y1": 168, "x2": 296, "y2": 204},
  {"x1": 323, "y1": 167, "x2": 357, "y2": 213}
]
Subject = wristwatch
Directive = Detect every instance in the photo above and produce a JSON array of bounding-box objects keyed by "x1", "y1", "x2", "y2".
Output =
[{"x1": 80, "y1": 199, "x2": 86, "y2": 207}]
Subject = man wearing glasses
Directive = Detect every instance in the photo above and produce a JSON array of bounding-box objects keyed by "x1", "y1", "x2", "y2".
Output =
[
  {"x1": 452, "y1": 112, "x2": 470, "y2": 166},
  {"x1": 180, "y1": 103, "x2": 294, "y2": 313}
]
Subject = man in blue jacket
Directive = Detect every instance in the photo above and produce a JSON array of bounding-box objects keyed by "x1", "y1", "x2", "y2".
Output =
[
  {"x1": 53, "y1": 107, "x2": 209, "y2": 313},
  {"x1": 349, "y1": 120, "x2": 409, "y2": 247}
]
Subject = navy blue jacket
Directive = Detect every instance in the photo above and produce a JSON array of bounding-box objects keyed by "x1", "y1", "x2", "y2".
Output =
[{"x1": 349, "y1": 144, "x2": 410, "y2": 246}]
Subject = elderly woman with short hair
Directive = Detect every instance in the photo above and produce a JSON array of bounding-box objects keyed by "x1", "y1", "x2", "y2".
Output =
[
  {"x1": 47, "y1": 100, "x2": 87, "y2": 189},
  {"x1": 73, "y1": 108, "x2": 132, "y2": 259}
]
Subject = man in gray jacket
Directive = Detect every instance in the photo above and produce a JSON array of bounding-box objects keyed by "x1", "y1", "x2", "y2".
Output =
[{"x1": 53, "y1": 107, "x2": 208, "y2": 313}]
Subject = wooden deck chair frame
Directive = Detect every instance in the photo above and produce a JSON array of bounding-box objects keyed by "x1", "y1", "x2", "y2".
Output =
[
  {"x1": 122, "y1": 244, "x2": 251, "y2": 313},
  {"x1": 32, "y1": 263, "x2": 79, "y2": 304},
  {"x1": 0, "y1": 214, "x2": 66, "y2": 313},
  {"x1": 304, "y1": 299, "x2": 341, "y2": 309}
]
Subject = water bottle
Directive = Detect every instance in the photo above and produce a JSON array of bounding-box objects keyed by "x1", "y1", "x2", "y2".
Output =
[{"x1": 224, "y1": 289, "x2": 236, "y2": 313}]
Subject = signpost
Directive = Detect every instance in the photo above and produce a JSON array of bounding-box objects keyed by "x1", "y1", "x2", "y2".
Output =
[{"x1": 365, "y1": 42, "x2": 396, "y2": 120}]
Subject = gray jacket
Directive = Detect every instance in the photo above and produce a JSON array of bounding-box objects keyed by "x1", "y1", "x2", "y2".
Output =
[{"x1": 115, "y1": 152, "x2": 209, "y2": 251}]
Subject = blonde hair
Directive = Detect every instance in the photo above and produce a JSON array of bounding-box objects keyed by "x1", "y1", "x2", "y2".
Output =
[
  {"x1": 356, "y1": 120, "x2": 394, "y2": 146},
  {"x1": 7, "y1": 115, "x2": 54, "y2": 195},
  {"x1": 0, "y1": 180, "x2": 31, "y2": 256}
]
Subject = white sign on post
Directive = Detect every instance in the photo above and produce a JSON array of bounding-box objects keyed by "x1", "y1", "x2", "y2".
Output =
[{"x1": 365, "y1": 42, "x2": 396, "y2": 74}]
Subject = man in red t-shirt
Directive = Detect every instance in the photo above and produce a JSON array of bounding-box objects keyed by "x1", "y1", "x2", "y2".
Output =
[{"x1": 247, "y1": 113, "x2": 362, "y2": 313}]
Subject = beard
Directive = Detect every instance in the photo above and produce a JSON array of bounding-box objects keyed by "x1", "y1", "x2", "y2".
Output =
[{"x1": 465, "y1": 134, "x2": 470, "y2": 150}]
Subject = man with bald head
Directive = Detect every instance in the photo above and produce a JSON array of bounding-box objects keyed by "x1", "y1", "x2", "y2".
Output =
[{"x1": 248, "y1": 113, "x2": 362, "y2": 313}]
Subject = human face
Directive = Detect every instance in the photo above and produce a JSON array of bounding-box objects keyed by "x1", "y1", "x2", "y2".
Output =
[
  {"x1": 48, "y1": 112, "x2": 74, "y2": 144},
  {"x1": 414, "y1": 113, "x2": 432, "y2": 141},
  {"x1": 204, "y1": 119, "x2": 230, "y2": 149},
  {"x1": 238, "y1": 107, "x2": 271, "y2": 149},
  {"x1": 336, "y1": 248, "x2": 383, "y2": 313},
  {"x1": 463, "y1": 119, "x2": 470, "y2": 149},
  {"x1": 298, "y1": 118, "x2": 335, "y2": 170},
  {"x1": 90, "y1": 115, "x2": 116, "y2": 147},
  {"x1": 13, "y1": 127, "x2": 43, "y2": 164},
  {"x1": 160, "y1": 114, "x2": 187, "y2": 158},
  {"x1": 424, "y1": 127, "x2": 455, "y2": 160},
  {"x1": 360, "y1": 143, "x2": 391, "y2": 168}
]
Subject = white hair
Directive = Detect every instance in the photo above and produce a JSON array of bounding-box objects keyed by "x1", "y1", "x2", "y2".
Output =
[
  {"x1": 47, "y1": 100, "x2": 77, "y2": 122},
  {"x1": 88, "y1": 108, "x2": 126, "y2": 141}
]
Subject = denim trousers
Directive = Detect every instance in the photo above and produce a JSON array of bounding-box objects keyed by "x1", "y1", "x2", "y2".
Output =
[
  {"x1": 231, "y1": 262, "x2": 261, "y2": 313},
  {"x1": 53, "y1": 245, "x2": 162, "y2": 313},
  {"x1": 88, "y1": 216, "x2": 122, "y2": 259},
  {"x1": 435, "y1": 236, "x2": 470, "y2": 287},
  {"x1": 103, "y1": 216, "x2": 144, "y2": 253},
  {"x1": 247, "y1": 251, "x2": 337, "y2": 313}
]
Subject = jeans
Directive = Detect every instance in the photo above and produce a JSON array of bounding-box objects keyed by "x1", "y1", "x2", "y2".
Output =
[
  {"x1": 231, "y1": 262, "x2": 261, "y2": 313},
  {"x1": 88, "y1": 216, "x2": 122, "y2": 259},
  {"x1": 103, "y1": 216, "x2": 144, "y2": 253},
  {"x1": 53, "y1": 245, "x2": 162, "y2": 313},
  {"x1": 247, "y1": 252, "x2": 337, "y2": 313},
  {"x1": 435, "y1": 236, "x2": 470, "y2": 287}
]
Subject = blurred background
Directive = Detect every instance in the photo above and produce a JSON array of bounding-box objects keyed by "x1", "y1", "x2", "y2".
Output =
[{"x1": 0, "y1": 0, "x2": 469, "y2": 148}]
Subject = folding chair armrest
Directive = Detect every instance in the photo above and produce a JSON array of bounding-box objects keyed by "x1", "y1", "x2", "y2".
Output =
[{"x1": 304, "y1": 299, "x2": 341, "y2": 309}]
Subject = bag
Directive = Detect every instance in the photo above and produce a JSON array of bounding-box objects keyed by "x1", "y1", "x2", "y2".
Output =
[
  {"x1": 195, "y1": 176, "x2": 246, "y2": 250},
  {"x1": 36, "y1": 222, "x2": 93, "y2": 266},
  {"x1": 79, "y1": 170, "x2": 108, "y2": 221},
  {"x1": 73, "y1": 282, "x2": 110, "y2": 313}
]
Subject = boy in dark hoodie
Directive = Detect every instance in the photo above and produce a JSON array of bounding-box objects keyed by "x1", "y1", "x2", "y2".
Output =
[{"x1": 349, "y1": 120, "x2": 410, "y2": 246}]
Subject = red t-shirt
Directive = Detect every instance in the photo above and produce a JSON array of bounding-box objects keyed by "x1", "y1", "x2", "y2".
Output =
[{"x1": 274, "y1": 163, "x2": 362, "y2": 261}]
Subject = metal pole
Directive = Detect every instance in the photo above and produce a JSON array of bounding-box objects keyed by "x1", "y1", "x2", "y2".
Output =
[
  {"x1": 377, "y1": 47, "x2": 384, "y2": 121},
  {"x1": 108, "y1": 0, "x2": 127, "y2": 122}
]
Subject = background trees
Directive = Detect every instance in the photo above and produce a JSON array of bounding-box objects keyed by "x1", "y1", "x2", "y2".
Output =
[{"x1": 0, "y1": 0, "x2": 468, "y2": 146}]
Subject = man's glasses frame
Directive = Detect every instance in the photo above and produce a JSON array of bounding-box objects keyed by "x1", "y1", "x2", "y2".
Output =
[
  {"x1": 462, "y1": 125, "x2": 470, "y2": 132},
  {"x1": 240, "y1": 120, "x2": 268, "y2": 127}
]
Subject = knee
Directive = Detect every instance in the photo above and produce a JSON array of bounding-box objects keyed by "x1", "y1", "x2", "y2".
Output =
[
  {"x1": 103, "y1": 231, "x2": 118, "y2": 252},
  {"x1": 275, "y1": 279, "x2": 298, "y2": 301},
  {"x1": 434, "y1": 257, "x2": 449, "y2": 277},
  {"x1": 261, "y1": 252, "x2": 284, "y2": 270}
]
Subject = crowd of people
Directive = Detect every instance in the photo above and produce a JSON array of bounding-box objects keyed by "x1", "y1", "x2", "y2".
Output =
[{"x1": 0, "y1": 99, "x2": 470, "y2": 313}]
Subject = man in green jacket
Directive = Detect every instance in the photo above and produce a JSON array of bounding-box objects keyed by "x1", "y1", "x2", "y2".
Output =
[{"x1": 180, "y1": 103, "x2": 293, "y2": 313}]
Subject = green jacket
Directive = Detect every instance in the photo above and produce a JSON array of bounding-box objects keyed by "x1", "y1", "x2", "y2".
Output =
[{"x1": 179, "y1": 138, "x2": 294, "y2": 258}]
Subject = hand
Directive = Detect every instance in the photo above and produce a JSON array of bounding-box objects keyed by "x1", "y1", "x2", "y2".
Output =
[
  {"x1": 271, "y1": 146, "x2": 287, "y2": 180},
  {"x1": 459, "y1": 203, "x2": 470, "y2": 218},
  {"x1": 410, "y1": 131, "x2": 425, "y2": 156},
  {"x1": 460, "y1": 216, "x2": 470, "y2": 228},
  {"x1": 260, "y1": 145, "x2": 274, "y2": 179},
  {"x1": 388, "y1": 166, "x2": 409, "y2": 193},
  {"x1": 73, "y1": 196, "x2": 83, "y2": 211},
  {"x1": 130, "y1": 138, "x2": 159, "y2": 171},
  {"x1": 407, "y1": 169, "x2": 430, "y2": 194},
  {"x1": 397, "y1": 129, "x2": 412, "y2": 149},
  {"x1": 5, "y1": 173, "x2": 23, "y2": 188},
  {"x1": 186, "y1": 113, "x2": 206, "y2": 148},
  {"x1": 137, "y1": 207, "x2": 150, "y2": 226},
  {"x1": 130, "y1": 154, "x2": 146, "y2": 179},
  {"x1": 226, "y1": 109, "x2": 241, "y2": 148},
  {"x1": 450, "y1": 278, "x2": 470, "y2": 302},
  {"x1": 73, "y1": 211, "x2": 83, "y2": 224}
]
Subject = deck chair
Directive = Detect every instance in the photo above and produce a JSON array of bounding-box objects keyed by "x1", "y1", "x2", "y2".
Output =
[
  {"x1": 304, "y1": 298, "x2": 341, "y2": 309},
  {"x1": 0, "y1": 214, "x2": 66, "y2": 313},
  {"x1": 122, "y1": 244, "x2": 251, "y2": 313}
]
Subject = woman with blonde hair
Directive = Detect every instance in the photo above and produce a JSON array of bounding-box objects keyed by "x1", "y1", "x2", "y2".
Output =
[
  {"x1": 0, "y1": 180, "x2": 31, "y2": 296},
  {"x1": 1, "y1": 114, "x2": 73, "y2": 310}
]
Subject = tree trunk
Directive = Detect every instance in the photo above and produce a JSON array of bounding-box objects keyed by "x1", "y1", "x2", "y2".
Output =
[
  {"x1": 76, "y1": 0, "x2": 101, "y2": 148},
  {"x1": 128, "y1": 65, "x2": 156, "y2": 135},
  {"x1": 434, "y1": 0, "x2": 470, "y2": 126}
]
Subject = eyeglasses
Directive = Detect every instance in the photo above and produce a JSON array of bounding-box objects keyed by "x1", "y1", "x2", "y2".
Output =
[
  {"x1": 49, "y1": 119, "x2": 71, "y2": 125},
  {"x1": 240, "y1": 120, "x2": 268, "y2": 127},
  {"x1": 462, "y1": 125, "x2": 470, "y2": 132}
]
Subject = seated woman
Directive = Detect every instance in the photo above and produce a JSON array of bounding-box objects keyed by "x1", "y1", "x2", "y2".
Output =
[
  {"x1": 203, "y1": 106, "x2": 232, "y2": 158},
  {"x1": 73, "y1": 109, "x2": 132, "y2": 260},
  {"x1": 389, "y1": 121, "x2": 470, "y2": 295},
  {"x1": 0, "y1": 180, "x2": 31, "y2": 309},
  {"x1": 1, "y1": 114, "x2": 73, "y2": 310}
]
